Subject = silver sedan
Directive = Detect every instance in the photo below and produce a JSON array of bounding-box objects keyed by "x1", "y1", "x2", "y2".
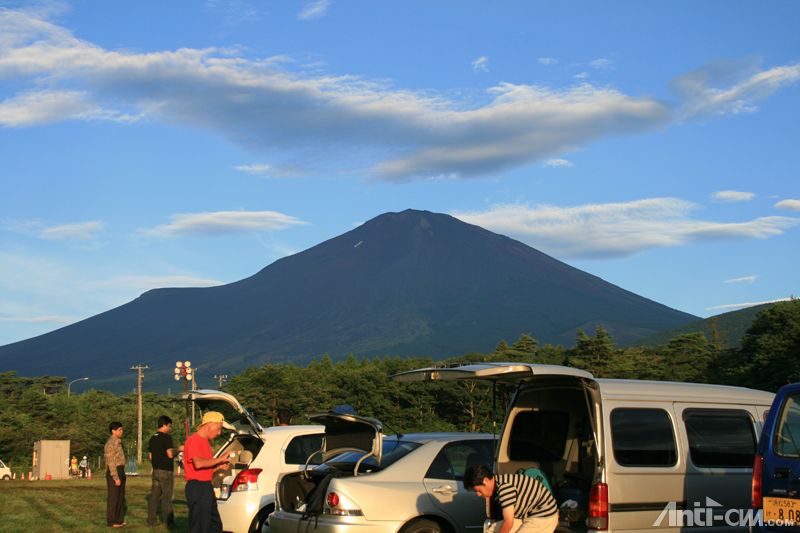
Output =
[{"x1": 271, "y1": 426, "x2": 495, "y2": 533}]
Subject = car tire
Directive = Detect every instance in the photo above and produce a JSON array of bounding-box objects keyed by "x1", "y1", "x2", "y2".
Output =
[
  {"x1": 400, "y1": 518, "x2": 442, "y2": 533},
  {"x1": 249, "y1": 504, "x2": 274, "y2": 533},
  {"x1": 2, "y1": 475, "x2": 10, "y2": 480}
]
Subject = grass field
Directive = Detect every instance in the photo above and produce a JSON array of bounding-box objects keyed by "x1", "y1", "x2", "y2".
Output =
[{"x1": 0, "y1": 475, "x2": 190, "y2": 532}]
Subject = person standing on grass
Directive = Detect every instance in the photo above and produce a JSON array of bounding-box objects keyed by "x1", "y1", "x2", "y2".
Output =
[
  {"x1": 148, "y1": 415, "x2": 183, "y2": 528},
  {"x1": 80, "y1": 455, "x2": 88, "y2": 478},
  {"x1": 104, "y1": 421, "x2": 127, "y2": 528},
  {"x1": 184, "y1": 411, "x2": 231, "y2": 533}
]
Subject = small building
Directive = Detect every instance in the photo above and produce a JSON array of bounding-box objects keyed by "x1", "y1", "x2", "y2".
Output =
[{"x1": 32, "y1": 440, "x2": 70, "y2": 480}]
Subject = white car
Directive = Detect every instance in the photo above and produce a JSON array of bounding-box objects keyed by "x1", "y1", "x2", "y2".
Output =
[
  {"x1": 0, "y1": 459, "x2": 11, "y2": 480},
  {"x1": 271, "y1": 411, "x2": 495, "y2": 533},
  {"x1": 185, "y1": 389, "x2": 324, "y2": 533}
]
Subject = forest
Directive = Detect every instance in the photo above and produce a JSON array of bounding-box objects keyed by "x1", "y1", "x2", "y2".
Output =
[{"x1": 1, "y1": 299, "x2": 797, "y2": 470}]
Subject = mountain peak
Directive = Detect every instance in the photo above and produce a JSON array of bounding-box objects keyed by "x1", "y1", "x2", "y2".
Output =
[{"x1": 0, "y1": 209, "x2": 697, "y2": 391}]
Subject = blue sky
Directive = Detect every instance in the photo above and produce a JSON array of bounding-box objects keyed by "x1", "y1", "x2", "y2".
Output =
[{"x1": 1, "y1": 0, "x2": 798, "y2": 348}]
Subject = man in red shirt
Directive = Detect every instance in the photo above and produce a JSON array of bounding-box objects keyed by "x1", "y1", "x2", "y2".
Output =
[{"x1": 184, "y1": 411, "x2": 231, "y2": 533}]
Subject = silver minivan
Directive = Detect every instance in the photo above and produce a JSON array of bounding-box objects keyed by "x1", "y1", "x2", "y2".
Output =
[{"x1": 394, "y1": 363, "x2": 774, "y2": 533}]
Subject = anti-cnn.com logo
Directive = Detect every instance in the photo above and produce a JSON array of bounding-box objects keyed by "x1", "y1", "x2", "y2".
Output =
[{"x1": 653, "y1": 497, "x2": 792, "y2": 528}]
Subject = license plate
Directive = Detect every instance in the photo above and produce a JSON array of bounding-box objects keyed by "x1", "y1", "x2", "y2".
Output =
[{"x1": 764, "y1": 497, "x2": 800, "y2": 526}]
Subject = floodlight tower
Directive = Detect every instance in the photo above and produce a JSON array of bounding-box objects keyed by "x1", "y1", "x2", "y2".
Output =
[{"x1": 174, "y1": 361, "x2": 193, "y2": 438}]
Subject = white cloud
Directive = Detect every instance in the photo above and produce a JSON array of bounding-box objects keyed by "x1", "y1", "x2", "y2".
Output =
[
  {"x1": 39, "y1": 220, "x2": 106, "y2": 241},
  {"x1": 0, "y1": 314, "x2": 71, "y2": 324},
  {"x1": 775, "y1": 199, "x2": 800, "y2": 211},
  {"x1": 707, "y1": 298, "x2": 792, "y2": 312},
  {"x1": 674, "y1": 60, "x2": 800, "y2": 118},
  {"x1": 1, "y1": 9, "x2": 798, "y2": 181},
  {"x1": 2, "y1": 218, "x2": 105, "y2": 242},
  {"x1": 452, "y1": 198, "x2": 800, "y2": 259},
  {"x1": 472, "y1": 56, "x2": 489, "y2": 73},
  {"x1": 544, "y1": 158, "x2": 573, "y2": 168},
  {"x1": 574, "y1": 72, "x2": 590, "y2": 80},
  {"x1": 298, "y1": 0, "x2": 330, "y2": 20},
  {"x1": 724, "y1": 275, "x2": 757, "y2": 284},
  {"x1": 146, "y1": 210, "x2": 308, "y2": 237},
  {"x1": 590, "y1": 58, "x2": 612, "y2": 69},
  {"x1": 711, "y1": 190, "x2": 755, "y2": 202},
  {"x1": 538, "y1": 57, "x2": 558, "y2": 66},
  {"x1": 0, "y1": 89, "x2": 137, "y2": 126},
  {"x1": 85, "y1": 274, "x2": 222, "y2": 292},
  {"x1": 234, "y1": 163, "x2": 303, "y2": 178}
]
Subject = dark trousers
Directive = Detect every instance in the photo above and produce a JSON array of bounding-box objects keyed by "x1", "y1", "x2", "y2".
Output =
[
  {"x1": 148, "y1": 469, "x2": 175, "y2": 526},
  {"x1": 106, "y1": 466, "x2": 127, "y2": 526},
  {"x1": 185, "y1": 480, "x2": 222, "y2": 533}
]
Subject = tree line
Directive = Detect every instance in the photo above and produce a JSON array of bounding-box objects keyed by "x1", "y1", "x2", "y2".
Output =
[{"x1": 1, "y1": 299, "x2": 797, "y2": 470}]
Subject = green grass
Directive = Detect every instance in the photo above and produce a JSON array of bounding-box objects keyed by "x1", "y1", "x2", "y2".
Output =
[{"x1": 0, "y1": 475, "x2": 189, "y2": 532}]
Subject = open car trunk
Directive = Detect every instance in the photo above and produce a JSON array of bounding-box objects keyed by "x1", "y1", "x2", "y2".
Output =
[
  {"x1": 182, "y1": 389, "x2": 266, "y2": 499},
  {"x1": 276, "y1": 411, "x2": 382, "y2": 515},
  {"x1": 392, "y1": 363, "x2": 602, "y2": 533}
]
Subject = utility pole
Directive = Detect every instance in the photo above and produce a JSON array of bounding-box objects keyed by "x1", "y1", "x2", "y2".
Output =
[
  {"x1": 130, "y1": 364, "x2": 149, "y2": 464},
  {"x1": 213, "y1": 374, "x2": 228, "y2": 389},
  {"x1": 191, "y1": 367, "x2": 197, "y2": 427},
  {"x1": 174, "y1": 361, "x2": 193, "y2": 439}
]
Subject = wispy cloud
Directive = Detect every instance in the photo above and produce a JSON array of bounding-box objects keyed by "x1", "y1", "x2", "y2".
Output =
[
  {"x1": 724, "y1": 275, "x2": 757, "y2": 284},
  {"x1": 544, "y1": 158, "x2": 573, "y2": 168},
  {"x1": 590, "y1": 58, "x2": 612, "y2": 69},
  {"x1": 707, "y1": 297, "x2": 792, "y2": 312},
  {"x1": 146, "y1": 210, "x2": 308, "y2": 237},
  {"x1": 234, "y1": 163, "x2": 303, "y2": 178},
  {"x1": 1, "y1": 9, "x2": 798, "y2": 182},
  {"x1": 472, "y1": 56, "x2": 489, "y2": 73},
  {"x1": 3, "y1": 218, "x2": 105, "y2": 242},
  {"x1": 711, "y1": 190, "x2": 755, "y2": 202},
  {"x1": 674, "y1": 59, "x2": 800, "y2": 118},
  {"x1": 298, "y1": 0, "x2": 330, "y2": 20},
  {"x1": 775, "y1": 199, "x2": 800, "y2": 211},
  {"x1": 0, "y1": 314, "x2": 71, "y2": 324},
  {"x1": 452, "y1": 198, "x2": 800, "y2": 259},
  {"x1": 538, "y1": 57, "x2": 558, "y2": 66},
  {"x1": 85, "y1": 274, "x2": 223, "y2": 292}
]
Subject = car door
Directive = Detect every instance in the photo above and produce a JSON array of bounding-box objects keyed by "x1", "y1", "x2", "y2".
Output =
[
  {"x1": 760, "y1": 385, "x2": 800, "y2": 531},
  {"x1": 423, "y1": 439, "x2": 495, "y2": 533}
]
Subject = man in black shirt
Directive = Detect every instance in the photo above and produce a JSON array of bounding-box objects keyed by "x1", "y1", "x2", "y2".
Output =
[{"x1": 148, "y1": 415, "x2": 182, "y2": 527}]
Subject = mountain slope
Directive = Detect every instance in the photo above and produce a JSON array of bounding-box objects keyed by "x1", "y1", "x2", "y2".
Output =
[
  {"x1": 0, "y1": 209, "x2": 698, "y2": 388},
  {"x1": 632, "y1": 303, "x2": 776, "y2": 349}
]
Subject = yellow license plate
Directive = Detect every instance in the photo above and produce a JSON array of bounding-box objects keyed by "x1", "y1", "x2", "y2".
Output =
[{"x1": 764, "y1": 497, "x2": 800, "y2": 526}]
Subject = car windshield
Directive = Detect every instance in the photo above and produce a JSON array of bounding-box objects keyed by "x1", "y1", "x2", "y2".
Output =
[{"x1": 325, "y1": 438, "x2": 422, "y2": 470}]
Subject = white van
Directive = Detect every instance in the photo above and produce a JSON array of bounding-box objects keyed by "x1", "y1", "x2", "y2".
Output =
[
  {"x1": 394, "y1": 363, "x2": 773, "y2": 533},
  {"x1": 0, "y1": 459, "x2": 11, "y2": 480}
]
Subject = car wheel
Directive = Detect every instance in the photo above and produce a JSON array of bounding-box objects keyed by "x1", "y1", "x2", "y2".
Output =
[
  {"x1": 248, "y1": 504, "x2": 274, "y2": 533},
  {"x1": 2, "y1": 475, "x2": 10, "y2": 480},
  {"x1": 400, "y1": 518, "x2": 442, "y2": 533}
]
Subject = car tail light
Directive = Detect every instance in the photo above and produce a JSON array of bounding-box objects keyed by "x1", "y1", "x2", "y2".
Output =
[
  {"x1": 752, "y1": 453, "x2": 763, "y2": 509},
  {"x1": 326, "y1": 492, "x2": 340, "y2": 507},
  {"x1": 231, "y1": 468, "x2": 262, "y2": 493},
  {"x1": 324, "y1": 490, "x2": 363, "y2": 516},
  {"x1": 587, "y1": 482, "x2": 608, "y2": 530}
]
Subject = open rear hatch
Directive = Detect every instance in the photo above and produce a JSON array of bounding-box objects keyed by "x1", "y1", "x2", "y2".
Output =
[{"x1": 183, "y1": 389, "x2": 263, "y2": 436}]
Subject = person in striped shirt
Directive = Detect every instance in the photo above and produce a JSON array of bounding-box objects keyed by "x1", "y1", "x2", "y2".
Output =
[{"x1": 464, "y1": 464, "x2": 558, "y2": 533}]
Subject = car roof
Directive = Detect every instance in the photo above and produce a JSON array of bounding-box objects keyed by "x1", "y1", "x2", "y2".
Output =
[
  {"x1": 383, "y1": 432, "x2": 495, "y2": 443},
  {"x1": 259, "y1": 424, "x2": 323, "y2": 435},
  {"x1": 595, "y1": 378, "x2": 774, "y2": 404}
]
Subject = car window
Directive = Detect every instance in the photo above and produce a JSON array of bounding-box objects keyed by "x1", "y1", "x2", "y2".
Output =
[
  {"x1": 776, "y1": 394, "x2": 800, "y2": 458},
  {"x1": 427, "y1": 439, "x2": 494, "y2": 480},
  {"x1": 611, "y1": 408, "x2": 677, "y2": 467},
  {"x1": 285, "y1": 434, "x2": 324, "y2": 465},
  {"x1": 683, "y1": 409, "x2": 756, "y2": 468},
  {"x1": 327, "y1": 439, "x2": 422, "y2": 470},
  {"x1": 508, "y1": 410, "x2": 569, "y2": 462}
]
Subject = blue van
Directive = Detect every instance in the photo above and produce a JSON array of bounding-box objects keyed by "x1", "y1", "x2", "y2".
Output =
[{"x1": 753, "y1": 383, "x2": 800, "y2": 531}]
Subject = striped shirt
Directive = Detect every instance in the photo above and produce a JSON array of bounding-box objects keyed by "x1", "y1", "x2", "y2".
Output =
[{"x1": 493, "y1": 474, "x2": 557, "y2": 519}]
